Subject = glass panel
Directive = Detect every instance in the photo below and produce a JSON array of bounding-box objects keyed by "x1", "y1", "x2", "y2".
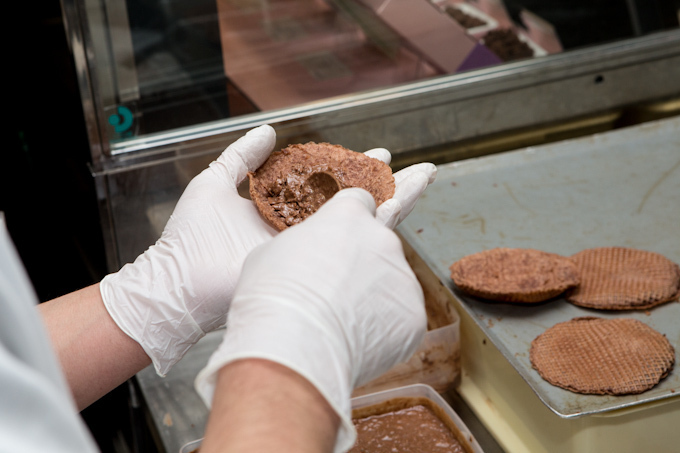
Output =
[{"x1": 80, "y1": 0, "x2": 680, "y2": 149}]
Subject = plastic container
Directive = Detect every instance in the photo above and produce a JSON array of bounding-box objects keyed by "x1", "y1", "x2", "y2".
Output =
[
  {"x1": 351, "y1": 383, "x2": 485, "y2": 453},
  {"x1": 180, "y1": 384, "x2": 483, "y2": 453}
]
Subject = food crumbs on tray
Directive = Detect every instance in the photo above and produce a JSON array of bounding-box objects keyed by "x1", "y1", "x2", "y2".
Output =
[{"x1": 163, "y1": 412, "x2": 173, "y2": 426}]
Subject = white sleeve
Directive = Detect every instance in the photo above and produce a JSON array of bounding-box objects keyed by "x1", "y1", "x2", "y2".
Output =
[{"x1": 0, "y1": 213, "x2": 99, "y2": 453}]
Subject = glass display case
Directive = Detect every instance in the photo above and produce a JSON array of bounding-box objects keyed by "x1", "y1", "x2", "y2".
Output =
[{"x1": 61, "y1": 0, "x2": 680, "y2": 270}]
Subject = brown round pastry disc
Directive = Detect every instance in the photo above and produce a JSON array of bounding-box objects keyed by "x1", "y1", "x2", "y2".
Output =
[
  {"x1": 248, "y1": 142, "x2": 395, "y2": 230},
  {"x1": 530, "y1": 317, "x2": 675, "y2": 395},
  {"x1": 566, "y1": 247, "x2": 680, "y2": 310},
  {"x1": 449, "y1": 248, "x2": 580, "y2": 303}
]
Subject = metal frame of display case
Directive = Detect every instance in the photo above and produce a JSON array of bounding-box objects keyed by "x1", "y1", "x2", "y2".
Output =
[{"x1": 61, "y1": 0, "x2": 680, "y2": 271}]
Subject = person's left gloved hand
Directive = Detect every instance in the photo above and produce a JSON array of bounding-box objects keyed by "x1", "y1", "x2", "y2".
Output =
[
  {"x1": 100, "y1": 125, "x2": 278, "y2": 376},
  {"x1": 100, "y1": 125, "x2": 436, "y2": 377}
]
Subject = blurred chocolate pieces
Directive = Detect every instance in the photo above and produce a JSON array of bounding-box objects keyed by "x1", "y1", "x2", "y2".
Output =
[
  {"x1": 445, "y1": 6, "x2": 486, "y2": 29},
  {"x1": 483, "y1": 28, "x2": 534, "y2": 61}
]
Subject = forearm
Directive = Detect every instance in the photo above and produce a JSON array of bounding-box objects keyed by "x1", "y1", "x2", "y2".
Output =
[
  {"x1": 200, "y1": 359, "x2": 340, "y2": 453},
  {"x1": 37, "y1": 283, "x2": 151, "y2": 409}
]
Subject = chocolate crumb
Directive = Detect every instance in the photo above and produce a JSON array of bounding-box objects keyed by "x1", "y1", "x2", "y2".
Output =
[
  {"x1": 483, "y1": 29, "x2": 534, "y2": 62},
  {"x1": 445, "y1": 6, "x2": 486, "y2": 29}
]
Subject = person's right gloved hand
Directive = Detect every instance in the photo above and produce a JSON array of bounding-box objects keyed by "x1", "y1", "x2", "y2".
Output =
[
  {"x1": 195, "y1": 188, "x2": 428, "y2": 453},
  {"x1": 365, "y1": 150, "x2": 436, "y2": 229}
]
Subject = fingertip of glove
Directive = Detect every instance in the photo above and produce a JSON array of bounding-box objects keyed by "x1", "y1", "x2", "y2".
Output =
[
  {"x1": 213, "y1": 125, "x2": 277, "y2": 184},
  {"x1": 226, "y1": 124, "x2": 276, "y2": 154},
  {"x1": 330, "y1": 188, "x2": 377, "y2": 215},
  {"x1": 422, "y1": 163, "x2": 437, "y2": 184},
  {"x1": 408, "y1": 162, "x2": 436, "y2": 185},
  {"x1": 246, "y1": 124, "x2": 276, "y2": 139},
  {"x1": 394, "y1": 162, "x2": 437, "y2": 185},
  {"x1": 363, "y1": 148, "x2": 391, "y2": 165},
  {"x1": 396, "y1": 171, "x2": 430, "y2": 197},
  {"x1": 243, "y1": 124, "x2": 277, "y2": 155},
  {"x1": 375, "y1": 198, "x2": 401, "y2": 230}
]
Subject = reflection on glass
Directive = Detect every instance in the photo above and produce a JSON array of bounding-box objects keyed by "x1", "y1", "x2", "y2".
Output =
[{"x1": 105, "y1": 0, "x2": 679, "y2": 142}]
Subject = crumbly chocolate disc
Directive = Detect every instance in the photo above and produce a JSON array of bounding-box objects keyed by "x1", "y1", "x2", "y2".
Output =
[
  {"x1": 530, "y1": 317, "x2": 675, "y2": 395},
  {"x1": 248, "y1": 142, "x2": 395, "y2": 230},
  {"x1": 449, "y1": 248, "x2": 580, "y2": 303},
  {"x1": 566, "y1": 247, "x2": 680, "y2": 310}
]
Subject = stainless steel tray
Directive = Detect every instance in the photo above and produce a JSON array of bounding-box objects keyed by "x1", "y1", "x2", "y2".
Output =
[{"x1": 398, "y1": 116, "x2": 680, "y2": 418}]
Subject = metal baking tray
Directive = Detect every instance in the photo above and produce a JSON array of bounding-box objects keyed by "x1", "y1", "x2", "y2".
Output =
[{"x1": 397, "y1": 116, "x2": 680, "y2": 418}]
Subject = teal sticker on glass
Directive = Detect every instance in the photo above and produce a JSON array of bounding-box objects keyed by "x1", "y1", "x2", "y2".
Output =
[{"x1": 108, "y1": 106, "x2": 134, "y2": 136}]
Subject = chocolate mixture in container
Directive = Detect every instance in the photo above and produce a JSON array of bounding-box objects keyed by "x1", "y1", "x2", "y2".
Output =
[
  {"x1": 350, "y1": 404, "x2": 467, "y2": 453},
  {"x1": 249, "y1": 142, "x2": 395, "y2": 230}
]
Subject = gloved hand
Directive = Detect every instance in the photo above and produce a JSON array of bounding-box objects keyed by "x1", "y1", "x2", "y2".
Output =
[
  {"x1": 195, "y1": 188, "x2": 428, "y2": 453},
  {"x1": 100, "y1": 125, "x2": 278, "y2": 376},
  {"x1": 100, "y1": 124, "x2": 436, "y2": 377},
  {"x1": 365, "y1": 149, "x2": 437, "y2": 229}
]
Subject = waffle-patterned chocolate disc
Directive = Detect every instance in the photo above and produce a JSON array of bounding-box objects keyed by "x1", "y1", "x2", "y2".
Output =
[
  {"x1": 566, "y1": 247, "x2": 680, "y2": 310},
  {"x1": 530, "y1": 317, "x2": 675, "y2": 395},
  {"x1": 449, "y1": 248, "x2": 580, "y2": 303}
]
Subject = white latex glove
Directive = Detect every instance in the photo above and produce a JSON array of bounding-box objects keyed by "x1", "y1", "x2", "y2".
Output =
[
  {"x1": 195, "y1": 188, "x2": 427, "y2": 453},
  {"x1": 366, "y1": 149, "x2": 437, "y2": 229},
  {"x1": 100, "y1": 122, "x2": 435, "y2": 377},
  {"x1": 100, "y1": 125, "x2": 278, "y2": 376}
]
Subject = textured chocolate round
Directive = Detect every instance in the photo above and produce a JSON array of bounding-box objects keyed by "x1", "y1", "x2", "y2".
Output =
[
  {"x1": 530, "y1": 317, "x2": 675, "y2": 395},
  {"x1": 449, "y1": 248, "x2": 580, "y2": 303},
  {"x1": 248, "y1": 142, "x2": 395, "y2": 230},
  {"x1": 566, "y1": 247, "x2": 680, "y2": 310}
]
